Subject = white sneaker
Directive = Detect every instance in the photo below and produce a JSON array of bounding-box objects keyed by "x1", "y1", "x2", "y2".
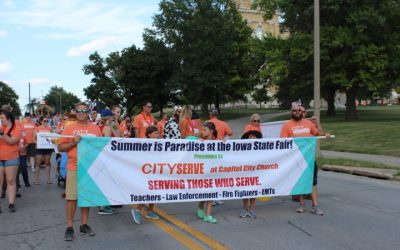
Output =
[{"x1": 31, "y1": 166, "x2": 35, "y2": 173}]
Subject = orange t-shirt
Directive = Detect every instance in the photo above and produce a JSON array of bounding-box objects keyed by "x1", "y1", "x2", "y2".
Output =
[
  {"x1": 59, "y1": 122, "x2": 102, "y2": 171},
  {"x1": 157, "y1": 120, "x2": 167, "y2": 138},
  {"x1": 208, "y1": 118, "x2": 232, "y2": 140},
  {"x1": 133, "y1": 112, "x2": 155, "y2": 138},
  {"x1": 179, "y1": 118, "x2": 194, "y2": 139},
  {"x1": 243, "y1": 124, "x2": 261, "y2": 134},
  {"x1": 280, "y1": 119, "x2": 319, "y2": 138},
  {"x1": 0, "y1": 125, "x2": 22, "y2": 160},
  {"x1": 21, "y1": 121, "x2": 36, "y2": 144},
  {"x1": 19, "y1": 138, "x2": 27, "y2": 156}
]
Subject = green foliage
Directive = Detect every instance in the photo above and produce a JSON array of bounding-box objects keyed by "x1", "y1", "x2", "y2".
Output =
[
  {"x1": 152, "y1": 0, "x2": 256, "y2": 115},
  {"x1": 44, "y1": 85, "x2": 81, "y2": 114},
  {"x1": 254, "y1": 0, "x2": 400, "y2": 119},
  {"x1": 0, "y1": 81, "x2": 21, "y2": 116}
]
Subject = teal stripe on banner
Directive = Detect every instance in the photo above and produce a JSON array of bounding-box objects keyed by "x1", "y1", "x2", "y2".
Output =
[
  {"x1": 290, "y1": 137, "x2": 317, "y2": 195},
  {"x1": 77, "y1": 137, "x2": 111, "y2": 207}
]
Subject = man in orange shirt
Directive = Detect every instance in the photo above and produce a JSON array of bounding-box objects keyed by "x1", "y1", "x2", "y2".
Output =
[
  {"x1": 157, "y1": 114, "x2": 168, "y2": 138},
  {"x1": 208, "y1": 108, "x2": 233, "y2": 140},
  {"x1": 280, "y1": 104, "x2": 329, "y2": 216},
  {"x1": 21, "y1": 112, "x2": 36, "y2": 172},
  {"x1": 133, "y1": 102, "x2": 156, "y2": 139},
  {"x1": 58, "y1": 102, "x2": 102, "y2": 241}
]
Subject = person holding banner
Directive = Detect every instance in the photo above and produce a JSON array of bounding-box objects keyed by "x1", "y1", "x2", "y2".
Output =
[
  {"x1": 133, "y1": 102, "x2": 156, "y2": 139},
  {"x1": 163, "y1": 105, "x2": 181, "y2": 139},
  {"x1": 197, "y1": 121, "x2": 218, "y2": 224},
  {"x1": 179, "y1": 105, "x2": 194, "y2": 139},
  {"x1": 280, "y1": 104, "x2": 329, "y2": 216},
  {"x1": 58, "y1": 102, "x2": 102, "y2": 241},
  {"x1": 0, "y1": 111, "x2": 21, "y2": 213},
  {"x1": 21, "y1": 112, "x2": 36, "y2": 173},
  {"x1": 157, "y1": 114, "x2": 168, "y2": 138},
  {"x1": 33, "y1": 116, "x2": 53, "y2": 185},
  {"x1": 131, "y1": 125, "x2": 161, "y2": 224},
  {"x1": 239, "y1": 130, "x2": 263, "y2": 218},
  {"x1": 243, "y1": 113, "x2": 262, "y2": 133},
  {"x1": 208, "y1": 108, "x2": 232, "y2": 140}
]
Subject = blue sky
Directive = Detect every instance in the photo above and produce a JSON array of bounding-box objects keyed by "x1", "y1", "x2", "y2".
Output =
[{"x1": 0, "y1": 0, "x2": 160, "y2": 111}]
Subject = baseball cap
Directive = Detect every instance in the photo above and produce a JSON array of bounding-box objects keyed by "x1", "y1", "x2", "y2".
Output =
[
  {"x1": 209, "y1": 108, "x2": 219, "y2": 116},
  {"x1": 100, "y1": 109, "x2": 115, "y2": 117},
  {"x1": 24, "y1": 112, "x2": 31, "y2": 117},
  {"x1": 173, "y1": 105, "x2": 182, "y2": 112},
  {"x1": 1, "y1": 104, "x2": 12, "y2": 112}
]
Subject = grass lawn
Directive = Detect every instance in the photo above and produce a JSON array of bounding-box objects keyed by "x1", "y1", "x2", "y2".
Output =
[
  {"x1": 316, "y1": 157, "x2": 399, "y2": 170},
  {"x1": 218, "y1": 108, "x2": 284, "y2": 121},
  {"x1": 267, "y1": 105, "x2": 400, "y2": 157}
]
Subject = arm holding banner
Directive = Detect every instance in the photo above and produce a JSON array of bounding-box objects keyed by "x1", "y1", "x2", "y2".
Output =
[{"x1": 58, "y1": 136, "x2": 80, "y2": 152}]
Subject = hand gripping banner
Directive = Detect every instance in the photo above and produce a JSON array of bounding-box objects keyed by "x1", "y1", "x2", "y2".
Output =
[{"x1": 77, "y1": 137, "x2": 317, "y2": 207}]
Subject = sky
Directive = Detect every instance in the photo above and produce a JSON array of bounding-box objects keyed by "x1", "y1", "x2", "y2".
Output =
[{"x1": 0, "y1": 0, "x2": 160, "y2": 111}]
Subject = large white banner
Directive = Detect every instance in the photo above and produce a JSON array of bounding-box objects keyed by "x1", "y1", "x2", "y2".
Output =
[{"x1": 77, "y1": 137, "x2": 316, "y2": 207}]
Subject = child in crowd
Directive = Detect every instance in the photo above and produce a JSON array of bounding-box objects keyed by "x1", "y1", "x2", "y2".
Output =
[
  {"x1": 239, "y1": 130, "x2": 263, "y2": 219},
  {"x1": 197, "y1": 121, "x2": 218, "y2": 223},
  {"x1": 131, "y1": 125, "x2": 160, "y2": 224}
]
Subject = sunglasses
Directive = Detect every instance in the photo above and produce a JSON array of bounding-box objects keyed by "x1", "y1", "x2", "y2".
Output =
[
  {"x1": 43, "y1": 120, "x2": 48, "y2": 122},
  {"x1": 76, "y1": 109, "x2": 89, "y2": 114},
  {"x1": 146, "y1": 106, "x2": 153, "y2": 109},
  {"x1": 252, "y1": 120, "x2": 260, "y2": 123},
  {"x1": 291, "y1": 109, "x2": 301, "y2": 112}
]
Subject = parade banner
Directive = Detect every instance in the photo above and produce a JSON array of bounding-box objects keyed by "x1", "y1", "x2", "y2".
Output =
[
  {"x1": 261, "y1": 120, "x2": 287, "y2": 138},
  {"x1": 77, "y1": 137, "x2": 317, "y2": 207}
]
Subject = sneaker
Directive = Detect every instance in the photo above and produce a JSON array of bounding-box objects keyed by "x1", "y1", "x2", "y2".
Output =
[
  {"x1": 212, "y1": 200, "x2": 224, "y2": 206},
  {"x1": 64, "y1": 227, "x2": 74, "y2": 241},
  {"x1": 310, "y1": 205, "x2": 324, "y2": 216},
  {"x1": 197, "y1": 208, "x2": 205, "y2": 219},
  {"x1": 203, "y1": 215, "x2": 217, "y2": 224},
  {"x1": 145, "y1": 211, "x2": 160, "y2": 220},
  {"x1": 131, "y1": 208, "x2": 141, "y2": 224},
  {"x1": 25, "y1": 183, "x2": 31, "y2": 187},
  {"x1": 239, "y1": 209, "x2": 248, "y2": 218},
  {"x1": 8, "y1": 204, "x2": 16, "y2": 212},
  {"x1": 296, "y1": 204, "x2": 305, "y2": 213},
  {"x1": 1, "y1": 192, "x2": 5, "y2": 199},
  {"x1": 98, "y1": 206, "x2": 114, "y2": 215},
  {"x1": 248, "y1": 210, "x2": 256, "y2": 218},
  {"x1": 31, "y1": 167, "x2": 35, "y2": 173},
  {"x1": 80, "y1": 224, "x2": 95, "y2": 236},
  {"x1": 16, "y1": 193, "x2": 22, "y2": 198}
]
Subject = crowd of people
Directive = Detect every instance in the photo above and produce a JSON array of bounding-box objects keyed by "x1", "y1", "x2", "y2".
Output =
[{"x1": 0, "y1": 101, "x2": 328, "y2": 242}]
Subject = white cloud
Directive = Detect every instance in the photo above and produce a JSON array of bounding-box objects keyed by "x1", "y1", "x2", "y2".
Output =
[
  {"x1": 0, "y1": 1, "x2": 157, "y2": 48},
  {"x1": 0, "y1": 30, "x2": 6, "y2": 38},
  {"x1": 0, "y1": 62, "x2": 12, "y2": 74},
  {"x1": 27, "y1": 78, "x2": 51, "y2": 86},
  {"x1": 67, "y1": 36, "x2": 116, "y2": 57}
]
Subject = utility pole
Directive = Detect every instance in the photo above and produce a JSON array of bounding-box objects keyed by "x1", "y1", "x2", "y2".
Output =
[
  {"x1": 28, "y1": 82, "x2": 32, "y2": 114},
  {"x1": 314, "y1": 0, "x2": 321, "y2": 155}
]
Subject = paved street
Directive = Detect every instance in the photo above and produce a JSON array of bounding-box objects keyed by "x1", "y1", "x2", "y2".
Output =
[{"x1": 1, "y1": 169, "x2": 399, "y2": 250}]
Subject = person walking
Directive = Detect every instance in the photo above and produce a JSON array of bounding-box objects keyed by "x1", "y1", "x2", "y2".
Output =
[
  {"x1": 21, "y1": 112, "x2": 36, "y2": 173},
  {"x1": 133, "y1": 102, "x2": 156, "y2": 139},
  {"x1": 0, "y1": 111, "x2": 21, "y2": 213},
  {"x1": 163, "y1": 105, "x2": 181, "y2": 139},
  {"x1": 243, "y1": 113, "x2": 262, "y2": 133},
  {"x1": 207, "y1": 108, "x2": 233, "y2": 140},
  {"x1": 58, "y1": 102, "x2": 102, "y2": 241},
  {"x1": 33, "y1": 116, "x2": 53, "y2": 184},
  {"x1": 179, "y1": 105, "x2": 194, "y2": 139}
]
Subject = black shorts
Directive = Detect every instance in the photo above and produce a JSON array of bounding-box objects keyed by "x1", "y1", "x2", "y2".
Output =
[
  {"x1": 35, "y1": 149, "x2": 53, "y2": 156},
  {"x1": 313, "y1": 161, "x2": 318, "y2": 186},
  {"x1": 27, "y1": 144, "x2": 36, "y2": 157}
]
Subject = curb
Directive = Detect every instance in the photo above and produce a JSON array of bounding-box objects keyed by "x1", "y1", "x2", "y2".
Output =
[{"x1": 321, "y1": 165, "x2": 398, "y2": 180}]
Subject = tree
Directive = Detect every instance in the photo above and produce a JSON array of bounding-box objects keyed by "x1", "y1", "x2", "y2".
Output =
[
  {"x1": 254, "y1": 0, "x2": 400, "y2": 120},
  {"x1": 251, "y1": 83, "x2": 271, "y2": 109},
  {"x1": 45, "y1": 85, "x2": 81, "y2": 114},
  {"x1": 0, "y1": 81, "x2": 21, "y2": 116},
  {"x1": 152, "y1": 0, "x2": 256, "y2": 116}
]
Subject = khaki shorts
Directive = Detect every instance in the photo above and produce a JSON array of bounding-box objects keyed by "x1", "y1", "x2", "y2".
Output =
[{"x1": 66, "y1": 170, "x2": 77, "y2": 200}]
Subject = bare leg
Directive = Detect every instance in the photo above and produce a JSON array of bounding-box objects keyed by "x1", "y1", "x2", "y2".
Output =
[
  {"x1": 311, "y1": 185, "x2": 318, "y2": 206},
  {"x1": 148, "y1": 203, "x2": 155, "y2": 212},
  {"x1": 205, "y1": 201, "x2": 212, "y2": 216},
  {"x1": 5, "y1": 166, "x2": 18, "y2": 205},
  {"x1": 66, "y1": 200, "x2": 77, "y2": 228},
  {"x1": 44, "y1": 155, "x2": 51, "y2": 183},
  {"x1": 249, "y1": 198, "x2": 256, "y2": 210},
  {"x1": 198, "y1": 201, "x2": 205, "y2": 210},
  {"x1": 80, "y1": 207, "x2": 90, "y2": 225},
  {"x1": 242, "y1": 199, "x2": 248, "y2": 210},
  {"x1": 0, "y1": 168, "x2": 4, "y2": 207},
  {"x1": 35, "y1": 155, "x2": 43, "y2": 183}
]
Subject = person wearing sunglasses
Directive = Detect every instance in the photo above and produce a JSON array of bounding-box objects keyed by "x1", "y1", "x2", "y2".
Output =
[
  {"x1": 58, "y1": 102, "x2": 102, "y2": 241},
  {"x1": 280, "y1": 103, "x2": 330, "y2": 216},
  {"x1": 243, "y1": 113, "x2": 262, "y2": 134},
  {"x1": 133, "y1": 101, "x2": 156, "y2": 139},
  {"x1": 33, "y1": 116, "x2": 53, "y2": 185}
]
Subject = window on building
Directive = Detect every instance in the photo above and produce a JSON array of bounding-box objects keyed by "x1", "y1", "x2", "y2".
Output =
[{"x1": 255, "y1": 25, "x2": 263, "y2": 39}]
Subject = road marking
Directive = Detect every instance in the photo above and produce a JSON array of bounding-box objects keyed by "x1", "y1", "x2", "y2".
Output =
[
  {"x1": 154, "y1": 208, "x2": 229, "y2": 250},
  {"x1": 139, "y1": 210, "x2": 204, "y2": 250}
]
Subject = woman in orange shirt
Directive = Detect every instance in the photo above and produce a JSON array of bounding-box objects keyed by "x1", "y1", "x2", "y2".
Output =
[
  {"x1": 179, "y1": 105, "x2": 194, "y2": 139},
  {"x1": 33, "y1": 116, "x2": 53, "y2": 185},
  {"x1": 243, "y1": 113, "x2": 262, "y2": 133},
  {"x1": 0, "y1": 111, "x2": 21, "y2": 212}
]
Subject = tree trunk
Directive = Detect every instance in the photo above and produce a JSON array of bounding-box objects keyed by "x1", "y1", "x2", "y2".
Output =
[
  {"x1": 345, "y1": 87, "x2": 358, "y2": 120},
  {"x1": 159, "y1": 103, "x2": 164, "y2": 118},
  {"x1": 326, "y1": 88, "x2": 336, "y2": 116},
  {"x1": 215, "y1": 92, "x2": 220, "y2": 113},
  {"x1": 201, "y1": 102, "x2": 209, "y2": 119}
]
